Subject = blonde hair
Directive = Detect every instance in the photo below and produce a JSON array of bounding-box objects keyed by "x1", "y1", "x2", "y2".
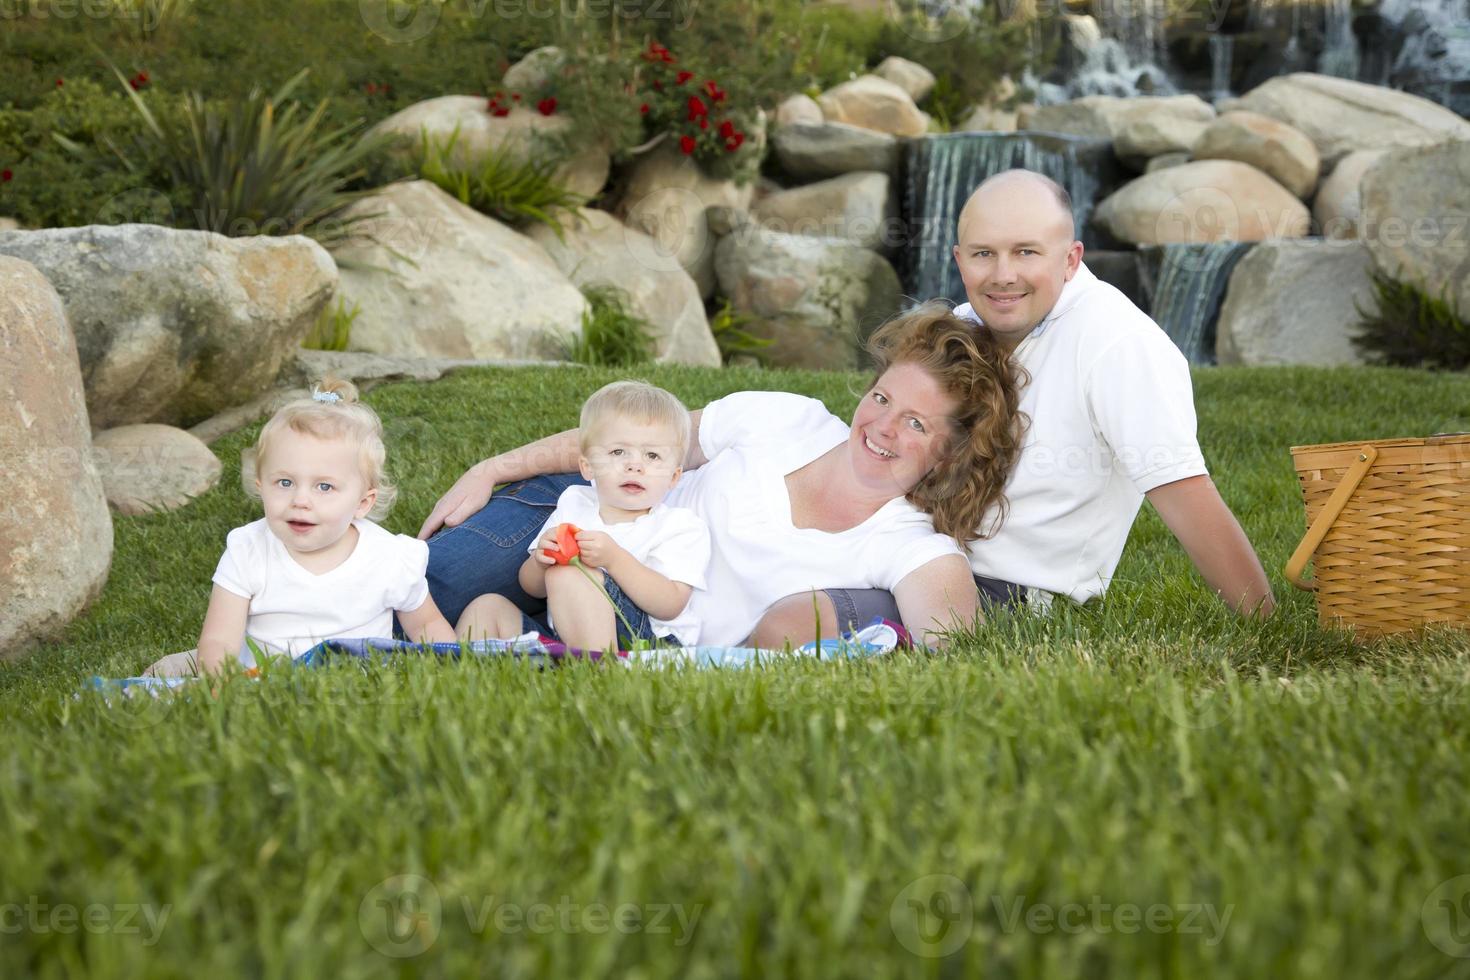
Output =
[
  {"x1": 866, "y1": 302, "x2": 1028, "y2": 544},
  {"x1": 241, "y1": 378, "x2": 396, "y2": 520},
  {"x1": 578, "y1": 381, "x2": 692, "y2": 461}
]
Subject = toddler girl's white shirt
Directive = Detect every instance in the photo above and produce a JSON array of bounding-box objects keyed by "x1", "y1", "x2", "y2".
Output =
[
  {"x1": 530, "y1": 485, "x2": 711, "y2": 644},
  {"x1": 213, "y1": 518, "x2": 431, "y2": 657},
  {"x1": 666, "y1": 391, "x2": 963, "y2": 647}
]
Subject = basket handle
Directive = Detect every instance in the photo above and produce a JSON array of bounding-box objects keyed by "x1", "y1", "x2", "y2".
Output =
[{"x1": 1284, "y1": 446, "x2": 1378, "y2": 591}]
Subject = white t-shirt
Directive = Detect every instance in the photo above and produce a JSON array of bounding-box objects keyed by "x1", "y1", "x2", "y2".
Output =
[
  {"x1": 530, "y1": 485, "x2": 711, "y2": 643},
  {"x1": 955, "y1": 261, "x2": 1208, "y2": 603},
  {"x1": 665, "y1": 391, "x2": 963, "y2": 646},
  {"x1": 213, "y1": 518, "x2": 432, "y2": 657}
]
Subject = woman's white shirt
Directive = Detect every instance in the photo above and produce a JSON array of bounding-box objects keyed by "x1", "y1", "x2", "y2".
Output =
[
  {"x1": 213, "y1": 518, "x2": 431, "y2": 657},
  {"x1": 665, "y1": 391, "x2": 962, "y2": 646}
]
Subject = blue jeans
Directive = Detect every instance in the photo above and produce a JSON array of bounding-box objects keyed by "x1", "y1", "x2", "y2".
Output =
[
  {"x1": 515, "y1": 573, "x2": 669, "y2": 648},
  {"x1": 425, "y1": 472, "x2": 588, "y2": 626}
]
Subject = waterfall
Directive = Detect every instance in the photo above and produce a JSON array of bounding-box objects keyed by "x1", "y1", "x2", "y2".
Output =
[
  {"x1": 1139, "y1": 243, "x2": 1254, "y2": 364},
  {"x1": 1209, "y1": 33, "x2": 1234, "y2": 100},
  {"x1": 903, "y1": 132, "x2": 1119, "y2": 305},
  {"x1": 1319, "y1": 0, "x2": 1361, "y2": 78},
  {"x1": 1378, "y1": 0, "x2": 1470, "y2": 113}
]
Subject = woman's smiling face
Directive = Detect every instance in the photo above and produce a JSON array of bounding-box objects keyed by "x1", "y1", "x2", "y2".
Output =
[{"x1": 847, "y1": 362, "x2": 958, "y2": 499}]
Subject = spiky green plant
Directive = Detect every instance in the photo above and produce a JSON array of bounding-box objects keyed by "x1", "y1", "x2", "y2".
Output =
[
  {"x1": 1354, "y1": 270, "x2": 1470, "y2": 370},
  {"x1": 566, "y1": 284, "x2": 656, "y2": 367},
  {"x1": 416, "y1": 128, "x2": 584, "y2": 235}
]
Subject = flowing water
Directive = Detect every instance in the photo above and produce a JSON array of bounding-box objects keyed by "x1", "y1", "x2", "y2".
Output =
[{"x1": 1139, "y1": 243, "x2": 1255, "y2": 364}]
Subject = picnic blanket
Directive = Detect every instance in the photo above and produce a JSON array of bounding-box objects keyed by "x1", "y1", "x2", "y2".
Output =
[{"x1": 87, "y1": 619, "x2": 910, "y2": 697}]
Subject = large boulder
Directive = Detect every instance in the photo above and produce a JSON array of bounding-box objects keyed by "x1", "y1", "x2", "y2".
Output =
[
  {"x1": 0, "y1": 226, "x2": 336, "y2": 428},
  {"x1": 873, "y1": 56, "x2": 937, "y2": 103},
  {"x1": 1095, "y1": 160, "x2": 1310, "y2": 246},
  {"x1": 0, "y1": 257, "x2": 112, "y2": 660},
  {"x1": 1113, "y1": 95, "x2": 1216, "y2": 161},
  {"x1": 93, "y1": 424, "x2": 221, "y2": 515},
  {"x1": 370, "y1": 96, "x2": 609, "y2": 199},
  {"x1": 1312, "y1": 149, "x2": 1388, "y2": 240},
  {"x1": 525, "y1": 208, "x2": 720, "y2": 367},
  {"x1": 775, "y1": 93, "x2": 824, "y2": 127},
  {"x1": 501, "y1": 46, "x2": 565, "y2": 95},
  {"x1": 1235, "y1": 73, "x2": 1470, "y2": 166},
  {"x1": 817, "y1": 76, "x2": 929, "y2": 138},
  {"x1": 956, "y1": 104, "x2": 1019, "y2": 133},
  {"x1": 0, "y1": 218, "x2": 19, "y2": 232},
  {"x1": 771, "y1": 122, "x2": 900, "y2": 180},
  {"x1": 1216, "y1": 240, "x2": 1374, "y2": 366},
  {"x1": 614, "y1": 142, "x2": 755, "y2": 298},
  {"x1": 714, "y1": 224, "x2": 902, "y2": 370},
  {"x1": 332, "y1": 180, "x2": 588, "y2": 359},
  {"x1": 1192, "y1": 111, "x2": 1320, "y2": 200},
  {"x1": 1359, "y1": 140, "x2": 1470, "y2": 317},
  {"x1": 752, "y1": 172, "x2": 896, "y2": 250}
]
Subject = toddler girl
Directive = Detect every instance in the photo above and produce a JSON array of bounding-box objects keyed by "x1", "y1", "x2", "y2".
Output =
[{"x1": 145, "y1": 379, "x2": 455, "y2": 676}]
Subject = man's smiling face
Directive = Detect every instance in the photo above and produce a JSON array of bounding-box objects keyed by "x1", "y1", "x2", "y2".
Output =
[{"x1": 952, "y1": 172, "x2": 1084, "y2": 349}]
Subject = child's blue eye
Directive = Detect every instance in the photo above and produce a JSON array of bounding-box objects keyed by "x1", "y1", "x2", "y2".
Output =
[
  {"x1": 647, "y1": 452, "x2": 660, "y2": 461},
  {"x1": 316, "y1": 482, "x2": 334, "y2": 493},
  {"x1": 277, "y1": 478, "x2": 293, "y2": 489},
  {"x1": 610, "y1": 448, "x2": 624, "y2": 457}
]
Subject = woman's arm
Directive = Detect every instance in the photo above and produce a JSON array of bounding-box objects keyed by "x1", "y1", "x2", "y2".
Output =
[
  {"x1": 196, "y1": 585, "x2": 252, "y2": 674},
  {"x1": 892, "y1": 555, "x2": 982, "y2": 648},
  {"x1": 416, "y1": 410, "x2": 708, "y2": 541}
]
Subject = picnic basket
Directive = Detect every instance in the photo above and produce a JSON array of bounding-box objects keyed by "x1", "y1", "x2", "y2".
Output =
[{"x1": 1284, "y1": 434, "x2": 1470, "y2": 636}]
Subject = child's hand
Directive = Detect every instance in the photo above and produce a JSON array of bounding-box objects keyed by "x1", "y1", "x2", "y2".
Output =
[
  {"x1": 539, "y1": 523, "x2": 582, "y2": 565},
  {"x1": 572, "y1": 529, "x2": 624, "y2": 571}
]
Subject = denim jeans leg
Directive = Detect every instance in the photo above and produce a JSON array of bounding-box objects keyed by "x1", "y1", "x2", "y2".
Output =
[{"x1": 424, "y1": 472, "x2": 587, "y2": 626}]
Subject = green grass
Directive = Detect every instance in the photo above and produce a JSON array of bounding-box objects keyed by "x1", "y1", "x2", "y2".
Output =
[{"x1": 4, "y1": 364, "x2": 1470, "y2": 979}]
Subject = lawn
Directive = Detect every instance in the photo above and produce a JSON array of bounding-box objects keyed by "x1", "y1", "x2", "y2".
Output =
[{"x1": 3, "y1": 363, "x2": 1470, "y2": 979}]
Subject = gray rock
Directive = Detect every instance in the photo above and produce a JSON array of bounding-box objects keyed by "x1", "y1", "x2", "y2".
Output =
[
  {"x1": 0, "y1": 218, "x2": 20, "y2": 232},
  {"x1": 502, "y1": 46, "x2": 565, "y2": 95},
  {"x1": 1236, "y1": 72, "x2": 1470, "y2": 167},
  {"x1": 1359, "y1": 140, "x2": 1470, "y2": 317},
  {"x1": 775, "y1": 93, "x2": 824, "y2": 127},
  {"x1": 818, "y1": 75, "x2": 929, "y2": 137},
  {"x1": 331, "y1": 181, "x2": 588, "y2": 359},
  {"x1": 0, "y1": 225, "x2": 336, "y2": 428},
  {"x1": 1146, "y1": 152, "x2": 1191, "y2": 173},
  {"x1": 714, "y1": 225, "x2": 901, "y2": 370},
  {"x1": 874, "y1": 56, "x2": 937, "y2": 103},
  {"x1": 93, "y1": 424, "x2": 221, "y2": 515},
  {"x1": 1095, "y1": 160, "x2": 1310, "y2": 245},
  {"x1": 1113, "y1": 95, "x2": 1215, "y2": 160},
  {"x1": 753, "y1": 172, "x2": 897, "y2": 250},
  {"x1": 0, "y1": 256, "x2": 112, "y2": 660},
  {"x1": 771, "y1": 122, "x2": 900, "y2": 180},
  {"x1": 1216, "y1": 239, "x2": 1374, "y2": 366},
  {"x1": 527, "y1": 208, "x2": 720, "y2": 366}
]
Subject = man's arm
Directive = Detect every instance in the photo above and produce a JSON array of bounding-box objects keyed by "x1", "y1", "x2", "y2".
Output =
[
  {"x1": 417, "y1": 411, "x2": 708, "y2": 540},
  {"x1": 892, "y1": 555, "x2": 983, "y2": 648},
  {"x1": 1145, "y1": 474, "x2": 1275, "y2": 617}
]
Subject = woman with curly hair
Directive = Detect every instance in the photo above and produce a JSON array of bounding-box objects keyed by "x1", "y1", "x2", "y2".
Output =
[{"x1": 418, "y1": 303, "x2": 1026, "y2": 648}]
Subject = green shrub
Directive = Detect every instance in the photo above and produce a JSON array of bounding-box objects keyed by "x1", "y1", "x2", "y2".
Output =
[
  {"x1": 302, "y1": 296, "x2": 360, "y2": 352},
  {"x1": 567, "y1": 284, "x2": 656, "y2": 367},
  {"x1": 416, "y1": 129, "x2": 585, "y2": 233},
  {"x1": 0, "y1": 78, "x2": 180, "y2": 229},
  {"x1": 1354, "y1": 270, "x2": 1470, "y2": 370},
  {"x1": 108, "y1": 67, "x2": 390, "y2": 243}
]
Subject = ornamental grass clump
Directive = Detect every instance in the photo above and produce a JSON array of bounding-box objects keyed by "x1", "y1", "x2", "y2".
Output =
[
  {"x1": 415, "y1": 128, "x2": 585, "y2": 234},
  {"x1": 1354, "y1": 270, "x2": 1470, "y2": 371},
  {"x1": 566, "y1": 285, "x2": 657, "y2": 368},
  {"x1": 110, "y1": 67, "x2": 390, "y2": 245}
]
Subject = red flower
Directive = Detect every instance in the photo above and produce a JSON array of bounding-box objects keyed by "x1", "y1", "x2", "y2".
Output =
[
  {"x1": 537, "y1": 97, "x2": 557, "y2": 116},
  {"x1": 639, "y1": 102, "x2": 650, "y2": 115},
  {"x1": 365, "y1": 82, "x2": 378, "y2": 94},
  {"x1": 699, "y1": 117, "x2": 708, "y2": 130},
  {"x1": 676, "y1": 70, "x2": 693, "y2": 85},
  {"x1": 679, "y1": 135, "x2": 696, "y2": 155},
  {"x1": 55, "y1": 78, "x2": 64, "y2": 87},
  {"x1": 718, "y1": 119, "x2": 736, "y2": 138},
  {"x1": 653, "y1": 80, "x2": 663, "y2": 92},
  {"x1": 686, "y1": 95, "x2": 707, "y2": 119},
  {"x1": 491, "y1": 106, "x2": 510, "y2": 117},
  {"x1": 725, "y1": 132, "x2": 745, "y2": 152},
  {"x1": 511, "y1": 92, "x2": 521, "y2": 101},
  {"x1": 1, "y1": 169, "x2": 12, "y2": 183},
  {"x1": 542, "y1": 523, "x2": 582, "y2": 565},
  {"x1": 705, "y1": 80, "x2": 726, "y2": 103},
  {"x1": 128, "y1": 71, "x2": 150, "y2": 91}
]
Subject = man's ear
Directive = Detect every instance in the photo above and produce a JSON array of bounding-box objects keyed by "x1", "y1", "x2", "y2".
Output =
[
  {"x1": 356, "y1": 487, "x2": 378, "y2": 519},
  {"x1": 1065, "y1": 240, "x2": 1084, "y2": 280}
]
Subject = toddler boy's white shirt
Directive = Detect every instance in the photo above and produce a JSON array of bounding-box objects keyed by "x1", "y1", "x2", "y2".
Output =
[
  {"x1": 530, "y1": 485, "x2": 711, "y2": 644},
  {"x1": 213, "y1": 518, "x2": 431, "y2": 657}
]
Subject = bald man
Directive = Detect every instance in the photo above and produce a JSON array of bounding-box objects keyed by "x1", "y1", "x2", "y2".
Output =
[{"x1": 750, "y1": 169, "x2": 1272, "y2": 644}]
